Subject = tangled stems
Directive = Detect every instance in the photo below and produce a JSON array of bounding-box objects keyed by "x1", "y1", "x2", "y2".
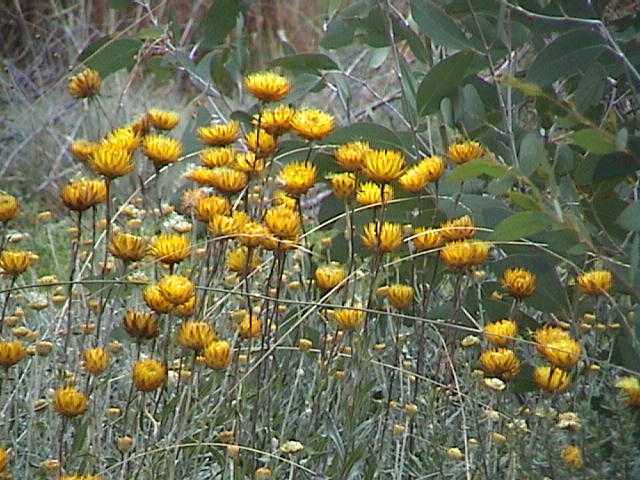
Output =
[
  {"x1": 0, "y1": 276, "x2": 16, "y2": 337},
  {"x1": 63, "y1": 211, "x2": 82, "y2": 356}
]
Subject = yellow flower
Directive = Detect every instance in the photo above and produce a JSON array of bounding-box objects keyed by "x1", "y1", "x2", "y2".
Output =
[
  {"x1": 130, "y1": 113, "x2": 151, "y2": 137},
  {"x1": 533, "y1": 366, "x2": 571, "y2": 392},
  {"x1": 227, "y1": 246, "x2": 262, "y2": 273},
  {"x1": 328, "y1": 172, "x2": 356, "y2": 200},
  {"x1": 132, "y1": 359, "x2": 166, "y2": 392},
  {"x1": 479, "y1": 348, "x2": 520, "y2": 380},
  {"x1": 440, "y1": 241, "x2": 490, "y2": 269},
  {"x1": 398, "y1": 163, "x2": 432, "y2": 193},
  {"x1": 52, "y1": 387, "x2": 88, "y2": 417},
  {"x1": 246, "y1": 129, "x2": 277, "y2": 157},
  {"x1": 208, "y1": 212, "x2": 249, "y2": 238},
  {"x1": 278, "y1": 161, "x2": 317, "y2": 197},
  {"x1": 234, "y1": 152, "x2": 265, "y2": 175},
  {"x1": 385, "y1": 284, "x2": 414, "y2": 310},
  {"x1": 502, "y1": 268, "x2": 536, "y2": 299},
  {"x1": 615, "y1": 376, "x2": 640, "y2": 408},
  {"x1": 68, "y1": 68, "x2": 101, "y2": 98},
  {"x1": 197, "y1": 121, "x2": 240, "y2": 146},
  {"x1": 0, "y1": 250, "x2": 36, "y2": 275},
  {"x1": 91, "y1": 144, "x2": 134, "y2": 178},
  {"x1": 334, "y1": 141, "x2": 371, "y2": 171},
  {"x1": 238, "y1": 222, "x2": 270, "y2": 248},
  {"x1": 200, "y1": 147, "x2": 235, "y2": 168},
  {"x1": 123, "y1": 310, "x2": 159, "y2": 340},
  {"x1": 418, "y1": 155, "x2": 446, "y2": 182},
  {"x1": 264, "y1": 205, "x2": 301, "y2": 240},
  {"x1": 108, "y1": 232, "x2": 146, "y2": 262},
  {"x1": 0, "y1": 193, "x2": 19, "y2": 223},
  {"x1": 103, "y1": 127, "x2": 140, "y2": 152},
  {"x1": 539, "y1": 337, "x2": 581, "y2": 370},
  {"x1": 177, "y1": 321, "x2": 216, "y2": 351},
  {"x1": 173, "y1": 295, "x2": 196, "y2": 318},
  {"x1": 60, "y1": 474, "x2": 101, "y2": 480},
  {"x1": 254, "y1": 105, "x2": 294, "y2": 135},
  {"x1": 412, "y1": 227, "x2": 443, "y2": 251},
  {"x1": 70, "y1": 140, "x2": 99, "y2": 162},
  {"x1": 0, "y1": 447, "x2": 7, "y2": 472},
  {"x1": 185, "y1": 166, "x2": 217, "y2": 186},
  {"x1": 361, "y1": 222, "x2": 402, "y2": 253},
  {"x1": 315, "y1": 263, "x2": 346, "y2": 290},
  {"x1": 576, "y1": 270, "x2": 612, "y2": 295},
  {"x1": 82, "y1": 347, "x2": 109, "y2": 375},
  {"x1": 60, "y1": 179, "x2": 107, "y2": 211},
  {"x1": 290, "y1": 108, "x2": 335, "y2": 140},
  {"x1": 356, "y1": 182, "x2": 394, "y2": 206},
  {"x1": 362, "y1": 149, "x2": 405, "y2": 184},
  {"x1": 333, "y1": 307, "x2": 365, "y2": 331},
  {"x1": 238, "y1": 312, "x2": 262, "y2": 339},
  {"x1": 203, "y1": 340, "x2": 232, "y2": 369},
  {"x1": 158, "y1": 275, "x2": 194, "y2": 305},
  {"x1": 143, "y1": 135, "x2": 182, "y2": 167},
  {"x1": 272, "y1": 190, "x2": 298, "y2": 210},
  {"x1": 0, "y1": 340, "x2": 27, "y2": 368},
  {"x1": 447, "y1": 141, "x2": 484, "y2": 164},
  {"x1": 440, "y1": 215, "x2": 475, "y2": 242},
  {"x1": 560, "y1": 445, "x2": 583, "y2": 470},
  {"x1": 244, "y1": 71, "x2": 290, "y2": 102},
  {"x1": 533, "y1": 326, "x2": 571, "y2": 354},
  {"x1": 143, "y1": 285, "x2": 174, "y2": 314},
  {"x1": 149, "y1": 233, "x2": 191, "y2": 265},
  {"x1": 483, "y1": 319, "x2": 517, "y2": 346},
  {"x1": 208, "y1": 167, "x2": 249, "y2": 194},
  {"x1": 194, "y1": 195, "x2": 231, "y2": 222},
  {"x1": 147, "y1": 109, "x2": 179, "y2": 130}
]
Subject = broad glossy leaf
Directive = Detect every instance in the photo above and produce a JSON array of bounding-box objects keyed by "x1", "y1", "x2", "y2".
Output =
[
  {"x1": 411, "y1": 0, "x2": 472, "y2": 50},
  {"x1": 323, "y1": 122, "x2": 404, "y2": 150},
  {"x1": 569, "y1": 128, "x2": 617, "y2": 154},
  {"x1": 490, "y1": 211, "x2": 551, "y2": 241},
  {"x1": 617, "y1": 202, "x2": 640, "y2": 231},
  {"x1": 198, "y1": 0, "x2": 242, "y2": 49},
  {"x1": 271, "y1": 53, "x2": 339, "y2": 74},
  {"x1": 447, "y1": 158, "x2": 508, "y2": 182},
  {"x1": 78, "y1": 37, "x2": 142, "y2": 77}
]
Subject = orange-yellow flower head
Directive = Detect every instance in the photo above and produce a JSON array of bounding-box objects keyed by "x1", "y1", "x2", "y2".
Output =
[
  {"x1": 264, "y1": 205, "x2": 301, "y2": 240},
  {"x1": 254, "y1": 104, "x2": 295, "y2": 136},
  {"x1": 185, "y1": 166, "x2": 217, "y2": 187},
  {"x1": 143, "y1": 285, "x2": 174, "y2": 314},
  {"x1": 158, "y1": 274, "x2": 194, "y2": 305},
  {"x1": 398, "y1": 156, "x2": 445, "y2": 193},
  {"x1": 132, "y1": 359, "x2": 166, "y2": 392},
  {"x1": 0, "y1": 250, "x2": 36, "y2": 275},
  {"x1": 315, "y1": 263, "x2": 346, "y2": 291},
  {"x1": 561, "y1": 445, "x2": 583, "y2": 470},
  {"x1": 0, "y1": 340, "x2": 27, "y2": 368},
  {"x1": 278, "y1": 161, "x2": 317, "y2": 197},
  {"x1": 483, "y1": 319, "x2": 518, "y2": 347},
  {"x1": 70, "y1": 140, "x2": 99, "y2": 163},
  {"x1": 576, "y1": 270, "x2": 612, "y2": 296},
  {"x1": 53, "y1": 386, "x2": 88, "y2": 417},
  {"x1": 0, "y1": 193, "x2": 19, "y2": 223},
  {"x1": 244, "y1": 71, "x2": 290, "y2": 102},
  {"x1": 197, "y1": 121, "x2": 240, "y2": 146},
  {"x1": 272, "y1": 190, "x2": 297, "y2": 210},
  {"x1": 60, "y1": 474, "x2": 102, "y2": 480},
  {"x1": 91, "y1": 143, "x2": 134, "y2": 179},
  {"x1": 143, "y1": 135, "x2": 182, "y2": 168},
  {"x1": 177, "y1": 320, "x2": 216, "y2": 351},
  {"x1": 417, "y1": 155, "x2": 446, "y2": 182},
  {"x1": 290, "y1": 108, "x2": 335, "y2": 141},
  {"x1": 103, "y1": 127, "x2": 140, "y2": 152},
  {"x1": 533, "y1": 366, "x2": 571, "y2": 392},
  {"x1": 234, "y1": 152, "x2": 265, "y2": 175},
  {"x1": 440, "y1": 241, "x2": 489, "y2": 269},
  {"x1": 237, "y1": 221, "x2": 270, "y2": 248},
  {"x1": 82, "y1": 347, "x2": 109, "y2": 375},
  {"x1": 479, "y1": 348, "x2": 520, "y2": 380},
  {"x1": 147, "y1": 108, "x2": 180, "y2": 130},
  {"x1": 412, "y1": 227, "x2": 443, "y2": 252},
  {"x1": 246, "y1": 129, "x2": 277, "y2": 157},
  {"x1": 440, "y1": 215, "x2": 476, "y2": 242},
  {"x1": 203, "y1": 340, "x2": 232, "y2": 369},
  {"x1": 238, "y1": 312, "x2": 262, "y2": 339},
  {"x1": 200, "y1": 147, "x2": 235, "y2": 168},
  {"x1": 123, "y1": 310, "x2": 159, "y2": 340},
  {"x1": 356, "y1": 182, "x2": 394, "y2": 206},
  {"x1": 334, "y1": 141, "x2": 371, "y2": 171},
  {"x1": 60, "y1": 179, "x2": 107, "y2": 211},
  {"x1": 362, "y1": 149, "x2": 405, "y2": 184},
  {"x1": 502, "y1": 268, "x2": 536, "y2": 299},
  {"x1": 538, "y1": 337, "x2": 581, "y2": 370},
  {"x1": 194, "y1": 195, "x2": 231, "y2": 222},
  {"x1": 615, "y1": 376, "x2": 640, "y2": 408},
  {"x1": 333, "y1": 307, "x2": 365, "y2": 331},
  {"x1": 108, "y1": 232, "x2": 146, "y2": 262},
  {"x1": 208, "y1": 211, "x2": 249, "y2": 238},
  {"x1": 385, "y1": 284, "x2": 414, "y2": 310},
  {"x1": 68, "y1": 68, "x2": 101, "y2": 98},
  {"x1": 149, "y1": 233, "x2": 191, "y2": 265},
  {"x1": 226, "y1": 246, "x2": 262, "y2": 273},
  {"x1": 208, "y1": 167, "x2": 249, "y2": 194},
  {"x1": 447, "y1": 141, "x2": 484, "y2": 164},
  {"x1": 173, "y1": 295, "x2": 196, "y2": 318},
  {"x1": 328, "y1": 173, "x2": 356, "y2": 200},
  {"x1": 361, "y1": 222, "x2": 402, "y2": 253}
]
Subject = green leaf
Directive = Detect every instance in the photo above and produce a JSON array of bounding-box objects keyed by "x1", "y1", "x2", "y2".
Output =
[
  {"x1": 270, "y1": 53, "x2": 338, "y2": 74},
  {"x1": 416, "y1": 51, "x2": 481, "y2": 115},
  {"x1": 197, "y1": 0, "x2": 242, "y2": 49},
  {"x1": 109, "y1": 0, "x2": 130, "y2": 9},
  {"x1": 527, "y1": 29, "x2": 605, "y2": 86},
  {"x1": 411, "y1": 0, "x2": 472, "y2": 50},
  {"x1": 510, "y1": 364, "x2": 537, "y2": 394},
  {"x1": 519, "y1": 132, "x2": 548, "y2": 176},
  {"x1": 490, "y1": 211, "x2": 551, "y2": 241},
  {"x1": 323, "y1": 122, "x2": 404, "y2": 150},
  {"x1": 447, "y1": 158, "x2": 508, "y2": 182},
  {"x1": 78, "y1": 37, "x2": 143, "y2": 77},
  {"x1": 569, "y1": 128, "x2": 617, "y2": 154},
  {"x1": 617, "y1": 202, "x2": 640, "y2": 231},
  {"x1": 320, "y1": 17, "x2": 354, "y2": 50}
]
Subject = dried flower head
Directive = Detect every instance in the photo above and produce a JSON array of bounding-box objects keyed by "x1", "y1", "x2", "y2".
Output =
[{"x1": 68, "y1": 68, "x2": 101, "y2": 98}]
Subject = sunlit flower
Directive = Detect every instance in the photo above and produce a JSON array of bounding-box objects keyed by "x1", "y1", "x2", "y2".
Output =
[
  {"x1": 147, "y1": 108, "x2": 180, "y2": 130},
  {"x1": 158, "y1": 275, "x2": 194, "y2": 305},
  {"x1": 91, "y1": 144, "x2": 134, "y2": 178},
  {"x1": 615, "y1": 376, "x2": 640, "y2": 408},
  {"x1": 539, "y1": 337, "x2": 581, "y2": 370},
  {"x1": 576, "y1": 270, "x2": 612, "y2": 296},
  {"x1": 177, "y1": 321, "x2": 216, "y2": 351},
  {"x1": 203, "y1": 340, "x2": 232, "y2": 369},
  {"x1": 328, "y1": 172, "x2": 356, "y2": 200},
  {"x1": 483, "y1": 319, "x2": 517, "y2": 346},
  {"x1": 143, "y1": 135, "x2": 182, "y2": 168},
  {"x1": 533, "y1": 326, "x2": 571, "y2": 354},
  {"x1": 440, "y1": 216, "x2": 475, "y2": 242},
  {"x1": 361, "y1": 222, "x2": 402, "y2": 253},
  {"x1": 385, "y1": 284, "x2": 414, "y2": 310},
  {"x1": 264, "y1": 205, "x2": 301, "y2": 240},
  {"x1": 447, "y1": 141, "x2": 484, "y2": 164},
  {"x1": 244, "y1": 71, "x2": 290, "y2": 102},
  {"x1": 149, "y1": 233, "x2": 190, "y2": 265},
  {"x1": 440, "y1": 241, "x2": 489, "y2": 269},
  {"x1": 68, "y1": 68, "x2": 101, "y2": 98},
  {"x1": 398, "y1": 164, "x2": 431, "y2": 193},
  {"x1": 502, "y1": 268, "x2": 536, "y2": 299},
  {"x1": 561, "y1": 445, "x2": 583, "y2": 470},
  {"x1": 82, "y1": 347, "x2": 109, "y2": 375},
  {"x1": 238, "y1": 312, "x2": 262, "y2": 339},
  {"x1": 173, "y1": 295, "x2": 196, "y2": 318},
  {"x1": 246, "y1": 129, "x2": 277, "y2": 157},
  {"x1": 412, "y1": 227, "x2": 443, "y2": 251},
  {"x1": 254, "y1": 104, "x2": 294, "y2": 135},
  {"x1": 227, "y1": 246, "x2": 262, "y2": 273},
  {"x1": 70, "y1": 140, "x2": 99, "y2": 162},
  {"x1": 234, "y1": 152, "x2": 265, "y2": 175},
  {"x1": 479, "y1": 348, "x2": 520, "y2": 380},
  {"x1": 185, "y1": 166, "x2": 217, "y2": 186},
  {"x1": 130, "y1": 114, "x2": 151, "y2": 137},
  {"x1": 208, "y1": 167, "x2": 249, "y2": 194},
  {"x1": 418, "y1": 155, "x2": 446, "y2": 182},
  {"x1": 53, "y1": 386, "x2": 88, "y2": 417},
  {"x1": 238, "y1": 221, "x2": 270, "y2": 248},
  {"x1": 194, "y1": 195, "x2": 231, "y2": 222},
  {"x1": 143, "y1": 285, "x2": 174, "y2": 314},
  {"x1": 290, "y1": 108, "x2": 335, "y2": 140},
  {"x1": 132, "y1": 359, "x2": 166, "y2": 392},
  {"x1": 103, "y1": 127, "x2": 140, "y2": 152},
  {"x1": 533, "y1": 366, "x2": 571, "y2": 392},
  {"x1": 0, "y1": 448, "x2": 7, "y2": 472},
  {"x1": 333, "y1": 307, "x2": 365, "y2": 331},
  {"x1": 334, "y1": 141, "x2": 371, "y2": 171},
  {"x1": 315, "y1": 263, "x2": 346, "y2": 290},
  {"x1": 0, "y1": 193, "x2": 19, "y2": 223},
  {"x1": 197, "y1": 121, "x2": 240, "y2": 146},
  {"x1": 278, "y1": 161, "x2": 317, "y2": 197},
  {"x1": 362, "y1": 149, "x2": 405, "y2": 184},
  {"x1": 0, "y1": 340, "x2": 27, "y2": 368},
  {"x1": 200, "y1": 147, "x2": 235, "y2": 168},
  {"x1": 60, "y1": 179, "x2": 107, "y2": 211},
  {"x1": 0, "y1": 250, "x2": 36, "y2": 275},
  {"x1": 123, "y1": 310, "x2": 159, "y2": 340},
  {"x1": 108, "y1": 232, "x2": 146, "y2": 262},
  {"x1": 356, "y1": 182, "x2": 393, "y2": 206},
  {"x1": 208, "y1": 212, "x2": 249, "y2": 238}
]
